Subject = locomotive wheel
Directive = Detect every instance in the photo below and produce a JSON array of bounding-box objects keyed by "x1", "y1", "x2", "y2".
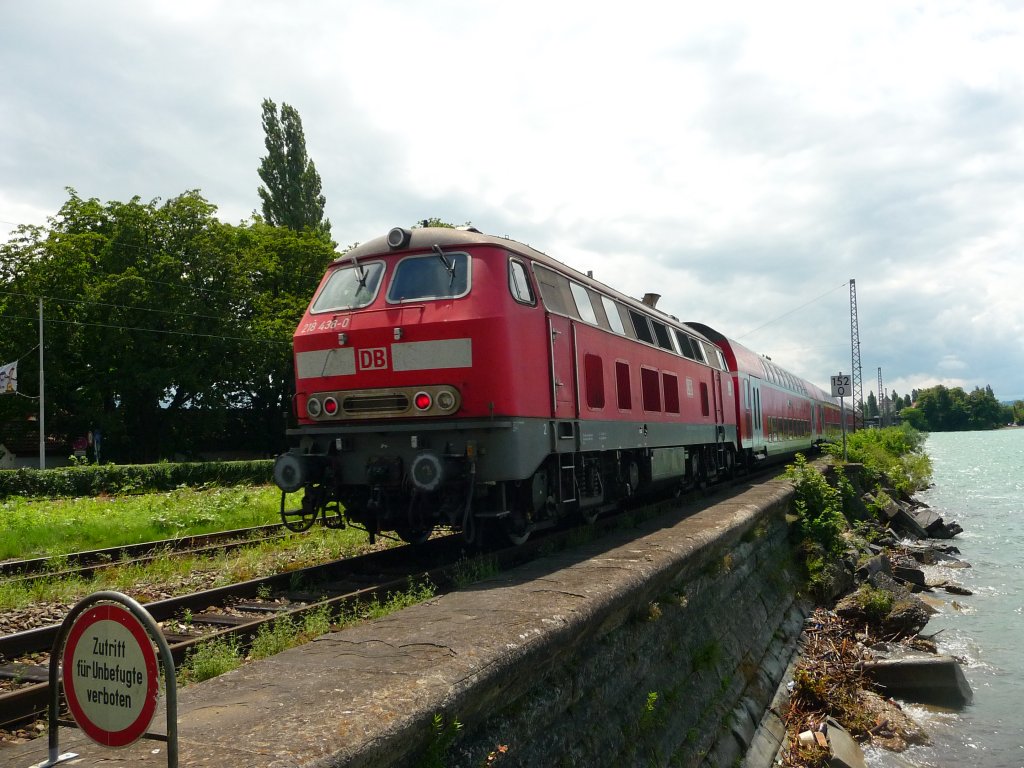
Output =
[
  {"x1": 500, "y1": 512, "x2": 531, "y2": 545},
  {"x1": 723, "y1": 447, "x2": 736, "y2": 480},
  {"x1": 580, "y1": 506, "x2": 600, "y2": 525},
  {"x1": 529, "y1": 469, "x2": 550, "y2": 513},
  {"x1": 396, "y1": 525, "x2": 434, "y2": 545},
  {"x1": 580, "y1": 464, "x2": 603, "y2": 524},
  {"x1": 691, "y1": 451, "x2": 708, "y2": 492}
]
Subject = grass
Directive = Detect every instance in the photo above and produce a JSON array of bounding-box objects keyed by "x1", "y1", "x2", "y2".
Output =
[
  {"x1": 179, "y1": 636, "x2": 243, "y2": 683},
  {"x1": 0, "y1": 485, "x2": 297, "y2": 561},
  {"x1": 451, "y1": 555, "x2": 499, "y2": 588},
  {"x1": 0, "y1": 522, "x2": 388, "y2": 613},
  {"x1": 177, "y1": 581, "x2": 436, "y2": 685},
  {"x1": 349, "y1": 578, "x2": 437, "y2": 622}
]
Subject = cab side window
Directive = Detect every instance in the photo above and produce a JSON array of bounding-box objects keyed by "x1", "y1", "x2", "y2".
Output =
[
  {"x1": 569, "y1": 281, "x2": 598, "y2": 325},
  {"x1": 509, "y1": 259, "x2": 535, "y2": 305}
]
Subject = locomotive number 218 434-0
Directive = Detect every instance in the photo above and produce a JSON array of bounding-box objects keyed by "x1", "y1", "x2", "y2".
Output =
[{"x1": 300, "y1": 316, "x2": 349, "y2": 334}]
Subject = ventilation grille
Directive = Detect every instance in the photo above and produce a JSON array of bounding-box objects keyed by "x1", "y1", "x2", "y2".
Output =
[{"x1": 342, "y1": 394, "x2": 410, "y2": 415}]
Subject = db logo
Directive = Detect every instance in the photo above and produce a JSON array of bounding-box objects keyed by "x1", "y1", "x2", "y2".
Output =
[{"x1": 358, "y1": 348, "x2": 388, "y2": 370}]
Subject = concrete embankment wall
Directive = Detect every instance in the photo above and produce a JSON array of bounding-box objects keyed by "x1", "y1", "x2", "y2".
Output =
[
  {"x1": 445, "y1": 478, "x2": 807, "y2": 768},
  {"x1": 6, "y1": 475, "x2": 807, "y2": 768}
]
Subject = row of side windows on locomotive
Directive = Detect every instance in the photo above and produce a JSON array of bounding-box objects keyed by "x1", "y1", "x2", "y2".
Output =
[
  {"x1": 583, "y1": 353, "x2": 710, "y2": 417},
  {"x1": 528, "y1": 262, "x2": 727, "y2": 372}
]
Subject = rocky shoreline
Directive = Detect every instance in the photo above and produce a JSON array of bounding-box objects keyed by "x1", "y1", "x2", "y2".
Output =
[{"x1": 771, "y1": 463, "x2": 971, "y2": 768}]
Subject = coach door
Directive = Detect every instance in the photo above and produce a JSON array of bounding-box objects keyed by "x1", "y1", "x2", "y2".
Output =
[
  {"x1": 548, "y1": 315, "x2": 578, "y2": 418},
  {"x1": 712, "y1": 370, "x2": 726, "y2": 425},
  {"x1": 749, "y1": 379, "x2": 764, "y2": 447},
  {"x1": 742, "y1": 377, "x2": 754, "y2": 446}
]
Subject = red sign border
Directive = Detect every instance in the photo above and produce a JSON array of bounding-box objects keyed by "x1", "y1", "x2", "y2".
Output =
[{"x1": 61, "y1": 603, "x2": 160, "y2": 747}]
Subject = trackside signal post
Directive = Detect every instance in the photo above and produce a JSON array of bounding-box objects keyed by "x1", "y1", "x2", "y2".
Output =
[
  {"x1": 30, "y1": 592, "x2": 178, "y2": 768},
  {"x1": 831, "y1": 373, "x2": 850, "y2": 461}
]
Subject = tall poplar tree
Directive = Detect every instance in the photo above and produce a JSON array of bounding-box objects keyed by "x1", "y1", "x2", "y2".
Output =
[{"x1": 257, "y1": 99, "x2": 331, "y2": 240}]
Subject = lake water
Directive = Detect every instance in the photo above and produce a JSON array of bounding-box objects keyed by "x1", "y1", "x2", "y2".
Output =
[{"x1": 864, "y1": 429, "x2": 1024, "y2": 768}]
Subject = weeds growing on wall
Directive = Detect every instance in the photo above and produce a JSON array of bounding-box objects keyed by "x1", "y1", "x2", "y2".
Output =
[
  {"x1": 418, "y1": 713, "x2": 463, "y2": 768},
  {"x1": 785, "y1": 455, "x2": 847, "y2": 555}
]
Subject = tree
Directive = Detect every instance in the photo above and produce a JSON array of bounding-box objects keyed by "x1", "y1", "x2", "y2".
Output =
[
  {"x1": 899, "y1": 406, "x2": 927, "y2": 431},
  {"x1": 257, "y1": 99, "x2": 331, "y2": 240},
  {"x1": 413, "y1": 218, "x2": 473, "y2": 229},
  {"x1": 1012, "y1": 401, "x2": 1024, "y2": 426},
  {"x1": 910, "y1": 384, "x2": 1009, "y2": 432},
  {"x1": 866, "y1": 391, "x2": 878, "y2": 420},
  {"x1": 0, "y1": 188, "x2": 335, "y2": 462}
]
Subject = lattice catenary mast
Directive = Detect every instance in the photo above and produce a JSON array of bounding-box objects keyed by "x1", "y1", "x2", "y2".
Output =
[
  {"x1": 877, "y1": 366, "x2": 885, "y2": 428},
  {"x1": 850, "y1": 279, "x2": 863, "y2": 429}
]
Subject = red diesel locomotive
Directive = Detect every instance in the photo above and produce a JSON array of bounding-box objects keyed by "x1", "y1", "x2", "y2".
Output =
[{"x1": 272, "y1": 226, "x2": 846, "y2": 544}]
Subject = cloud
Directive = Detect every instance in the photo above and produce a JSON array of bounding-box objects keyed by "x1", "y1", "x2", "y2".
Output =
[{"x1": 3, "y1": 0, "x2": 1024, "y2": 400}]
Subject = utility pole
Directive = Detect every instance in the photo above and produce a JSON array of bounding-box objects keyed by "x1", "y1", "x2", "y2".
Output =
[
  {"x1": 849, "y1": 279, "x2": 863, "y2": 430},
  {"x1": 38, "y1": 298, "x2": 45, "y2": 469}
]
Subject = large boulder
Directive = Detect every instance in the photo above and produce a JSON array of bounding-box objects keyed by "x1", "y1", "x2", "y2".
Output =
[{"x1": 861, "y1": 654, "x2": 973, "y2": 708}]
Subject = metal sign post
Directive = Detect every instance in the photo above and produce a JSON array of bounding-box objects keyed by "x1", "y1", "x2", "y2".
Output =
[
  {"x1": 830, "y1": 372, "x2": 850, "y2": 462},
  {"x1": 30, "y1": 591, "x2": 178, "y2": 768}
]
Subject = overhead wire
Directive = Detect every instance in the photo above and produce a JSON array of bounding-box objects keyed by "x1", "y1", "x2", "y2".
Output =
[
  {"x1": 0, "y1": 287, "x2": 250, "y2": 325},
  {"x1": 0, "y1": 312, "x2": 289, "y2": 346},
  {"x1": 734, "y1": 281, "x2": 849, "y2": 340}
]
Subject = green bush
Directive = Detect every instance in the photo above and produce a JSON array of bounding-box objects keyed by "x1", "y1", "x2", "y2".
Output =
[
  {"x1": 854, "y1": 583, "x2": 895, "y2": 621},
  {"x1": 825, "y1": 424, "x2": 931, "y2": 494},
  {"x1": 785, "y1": 454, "x2": 848, "y2": 554},
  {"x1": 0, "y1": 460, "x2": 273, "y2": 499}
]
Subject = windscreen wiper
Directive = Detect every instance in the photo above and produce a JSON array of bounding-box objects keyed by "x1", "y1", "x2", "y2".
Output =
[
  {"x1": 432, "y1": 244, "x2": 457, "y2": 285},
  {"x1": 351, "y1": 253, "x2": 367, "y2": 287}
]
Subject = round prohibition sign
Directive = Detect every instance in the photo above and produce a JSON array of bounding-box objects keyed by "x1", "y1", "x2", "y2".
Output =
[{"x1": 62, "y1": 603, "x2": 160, "y2": 747}]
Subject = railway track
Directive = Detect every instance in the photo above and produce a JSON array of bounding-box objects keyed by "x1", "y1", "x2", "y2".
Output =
[
  {"x1": 0, "y1": 533, "x2": 475, "y2": 730},
  {"x1": 0, "y1": 523, "x2": 295, "y2": 586}
]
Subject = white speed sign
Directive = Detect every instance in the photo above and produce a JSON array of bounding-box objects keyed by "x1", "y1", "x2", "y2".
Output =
[{"x1": 830, "y1": 375, "x2": 851, "y2": 398}]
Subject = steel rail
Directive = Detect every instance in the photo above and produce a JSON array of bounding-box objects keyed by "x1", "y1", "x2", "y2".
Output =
[{"x1": 0, "y1": 523, "x2": 289, "y2": 578}]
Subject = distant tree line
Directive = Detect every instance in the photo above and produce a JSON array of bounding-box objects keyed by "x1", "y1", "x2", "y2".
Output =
[{"x1": 899, "y1": 384, "x2": 1015, "y2": 432}]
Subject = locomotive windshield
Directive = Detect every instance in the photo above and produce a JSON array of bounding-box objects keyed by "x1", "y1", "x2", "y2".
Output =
[
  {"x1": 387, "y1": 251, "x2": 471, "y2": 302},
  {"x1": 310, "y1": 261, "x2": 384, "y2": 313}
]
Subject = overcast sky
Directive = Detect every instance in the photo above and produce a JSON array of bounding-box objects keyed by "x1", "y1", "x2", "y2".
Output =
[{"x1": 3, "y1": 1, "x2": 1023, "y2": 402}]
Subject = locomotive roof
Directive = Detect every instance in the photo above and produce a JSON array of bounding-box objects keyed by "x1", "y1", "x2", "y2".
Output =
[
  {"x1": 338, "y1": 227, "x2": 717, "y2": 345},
  {"x1": 342, "y1": 226, "x2": 552, "y2": 263}
]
